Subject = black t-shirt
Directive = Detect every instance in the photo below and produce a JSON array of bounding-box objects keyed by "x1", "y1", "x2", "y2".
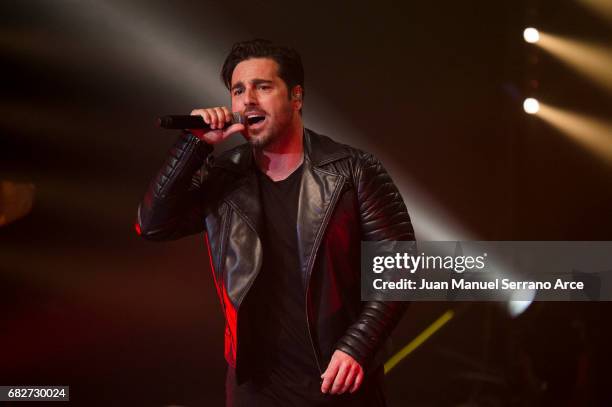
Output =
[{"x1": 250, "y1": 163, "x2": 319, "y2": 379}]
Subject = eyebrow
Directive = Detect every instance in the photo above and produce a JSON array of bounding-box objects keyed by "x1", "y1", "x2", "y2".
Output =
[{"x1": 231, "y1": 79, "x2": 273, "y2": 91}]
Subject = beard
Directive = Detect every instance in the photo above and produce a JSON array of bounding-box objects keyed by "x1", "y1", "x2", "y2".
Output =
[
  {"x1": 247, "y1": 106, "x2": 295, "y2": 149},
  {"x1": 248, "y1": 129, "x2": 277, "y2": 149}
]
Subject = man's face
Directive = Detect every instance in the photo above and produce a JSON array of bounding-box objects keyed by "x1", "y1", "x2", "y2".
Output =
[{"x1": 230, "y1": 58, "x2": 300, "y2": 148}]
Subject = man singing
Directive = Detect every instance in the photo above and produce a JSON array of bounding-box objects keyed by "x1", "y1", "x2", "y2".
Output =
[{"x1": 138, "y1": 39, "x2": 414, "y2": 406}]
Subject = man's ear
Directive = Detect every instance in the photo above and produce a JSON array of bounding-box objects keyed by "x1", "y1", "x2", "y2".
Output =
[{"x1": 291, "y1": 85, "x2": 303, "y2": 110}]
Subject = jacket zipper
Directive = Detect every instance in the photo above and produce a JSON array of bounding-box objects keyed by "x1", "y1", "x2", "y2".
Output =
[{"x1": 304, "y1": 174, "x2": 346, "y2": 375}]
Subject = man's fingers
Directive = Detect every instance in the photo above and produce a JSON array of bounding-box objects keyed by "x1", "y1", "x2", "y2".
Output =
[
  {"x1": 191, "y1": 107, "x2": 234, "y2": 130},
  {"x1": 191, "y1": 109, "x2": 211, "y2": 125},
  {"x1": 330, "y1": 363, "x2": 349, "y2": 394},
  {"x1": 188, "y1": 107, "x2": 239, "y2": 144},
  {"x1": 320, "y1": 362, "x2": 339, "y2": 394},
  {"x1": 339, "y1": 365, "x2": 359, "y2": 394},
  {"x1": 210, "y1": 107, "x2": 224, "y2": 129},
  {"x1": 349, "y1": 370, "x2": 364, "y2": 393},
  {"x1": 221, "y1": 106, "x2": 232, "y2": 122}
]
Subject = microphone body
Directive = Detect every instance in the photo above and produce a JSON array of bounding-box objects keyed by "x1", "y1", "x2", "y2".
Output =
[{"x1": 157, "y1": 113, "x2": 244, "y2": 129}]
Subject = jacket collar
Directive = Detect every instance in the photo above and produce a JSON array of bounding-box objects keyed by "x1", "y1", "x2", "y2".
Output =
[
  {"x1": 212, "y1": 128, "x2": 350, "y2": 174},
  {"x1": 303, "y1": 128, "x2": 351, "y2": 167}
]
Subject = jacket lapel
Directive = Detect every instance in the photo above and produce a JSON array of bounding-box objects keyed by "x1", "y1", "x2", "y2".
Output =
[
  {"x1": 224, "y1": 172, "x2": 264, "y2": 239},
  {"x1": 215, "y1": 144, "x2": 264, "y2": 239},
  {"x1": 216, "y1": 148, "x2": 264, "y2": 309},
  {"x1": 296, "y1": 160, "x2": 345, "y2": 287},
  {"x1": 223, "y1": 172, "x2": 265, "y2": 309},
  {"x1": 297, "y1": 129, "x2": 350, "y2": 287}
]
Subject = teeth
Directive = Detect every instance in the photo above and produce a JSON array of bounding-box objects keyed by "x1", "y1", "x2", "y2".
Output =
[{"x1": 247, "y1": 114, "x2": 266, "y2": 125}]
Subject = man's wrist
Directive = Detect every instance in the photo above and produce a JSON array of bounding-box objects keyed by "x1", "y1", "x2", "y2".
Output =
[
  {"x1": 182, "y1": 130, "x2": 214, "y2": 158},
  {"x1": 334, "y1": 342, "x2": 369, "y2": 370}
]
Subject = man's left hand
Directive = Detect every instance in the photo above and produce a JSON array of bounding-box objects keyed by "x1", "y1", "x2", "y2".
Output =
[{"x1": 320, "y1": 349, "x2": 364, "y2": 394}]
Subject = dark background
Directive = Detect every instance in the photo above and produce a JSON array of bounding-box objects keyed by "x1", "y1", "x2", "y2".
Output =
[{"x1": 1, "y1": 0, "x2": 611, "y2": 405}]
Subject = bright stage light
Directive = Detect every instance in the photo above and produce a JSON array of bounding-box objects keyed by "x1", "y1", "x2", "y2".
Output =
[
  {"x1": 523, "y1": 98, "x2": 540, "y2": 114},
  {"x1": 523, "y1": 27, "x2": 540, "y2": 44}
]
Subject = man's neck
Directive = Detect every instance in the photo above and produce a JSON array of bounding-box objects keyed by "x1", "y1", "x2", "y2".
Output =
[{"x1": 254, "y1": 121, "x2": 304, "y2": 182}]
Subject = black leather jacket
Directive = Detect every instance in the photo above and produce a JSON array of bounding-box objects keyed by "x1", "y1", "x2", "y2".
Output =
[{"x1": 138, "y1": 128, "x2": 414, "y2": 378}]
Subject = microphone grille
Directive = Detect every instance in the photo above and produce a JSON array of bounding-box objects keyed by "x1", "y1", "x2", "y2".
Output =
[{"x1": 231, "y1": 112, "x2": 245, "y2": 125}]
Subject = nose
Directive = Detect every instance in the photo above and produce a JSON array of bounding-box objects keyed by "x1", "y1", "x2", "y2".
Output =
[{"x1": 244, "y1": 87, "x2": 258, "y2": 105}]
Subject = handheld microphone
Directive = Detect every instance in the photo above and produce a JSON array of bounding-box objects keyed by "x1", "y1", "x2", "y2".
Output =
[{"x1": 157, "y1": 113, "x2": 244, "y2": 129}]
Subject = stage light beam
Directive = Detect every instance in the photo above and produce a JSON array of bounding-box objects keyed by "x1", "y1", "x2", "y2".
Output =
[
  {"x1": 537, "y1": 32, "x2": 612, "y2": 93},
  {"x1": 384, "y1": 310, "x2": 454, "y2": 374},
  {"x1": 538, "y1": 102, "x2": 612, "y2": 166},
  {"x1": 578, "y1": 0, "x2": 612, "y2": 22},
  {"x1": 523, "y1": 27, "x2": 540, "y2": 44}
]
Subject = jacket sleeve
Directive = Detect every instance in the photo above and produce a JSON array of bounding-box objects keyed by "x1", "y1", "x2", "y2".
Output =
[
  {"x1": 137, "y1": 131, "x2": 214, "y2": 241},
  {"x1": 334, "y1": 152, "x2": 415, "y2": 369}
]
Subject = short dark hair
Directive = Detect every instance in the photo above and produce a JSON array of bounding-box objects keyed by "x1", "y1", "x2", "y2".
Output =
[{"x1": 221, "y1": 39, "x2": 304, "y2": 98}]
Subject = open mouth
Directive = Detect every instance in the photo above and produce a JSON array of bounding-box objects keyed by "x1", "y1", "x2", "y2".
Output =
[{"x1": 246, "y1": 114, "x2": 266, "y2": 126}]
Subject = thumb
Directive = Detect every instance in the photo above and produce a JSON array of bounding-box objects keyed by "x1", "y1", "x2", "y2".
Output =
[{"x1": 223, "y1": 123, "x2": 245, "y2": 137}]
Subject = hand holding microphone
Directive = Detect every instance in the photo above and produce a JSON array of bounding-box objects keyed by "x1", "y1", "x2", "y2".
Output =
[{"x1": 157, "y1": 106, "x2": 245, "y2": 145}]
